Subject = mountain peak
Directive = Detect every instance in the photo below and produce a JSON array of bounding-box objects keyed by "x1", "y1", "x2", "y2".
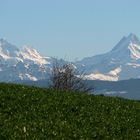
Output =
[
  {"x1": 0, "y1": 38, "x2": 5, "y2": 41},
  {"x1": 112, "y1": 33, "x2": 140, "y2": 52},
  {"x1": 0, "y1": 38, "x2": 8, "y2": 44},
  {"x1": 128, "y1": 33, "x2": 137, "y2": 37},
  {"x1": 126, "y1": 33, "x2": 140, "y2": 43},
  {"x1": 0, "y1": 38, "x2": 19, "y2": 56}
]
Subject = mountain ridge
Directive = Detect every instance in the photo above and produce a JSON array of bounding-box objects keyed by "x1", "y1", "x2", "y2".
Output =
[
  {"x1": 0, "y1": 39, "x2": 53, "y2": 81},
  {"x1": 0, "y1": 33, "x2": 140, "y2": 82},
  {"x1": 76, "y1": 33, "x2": 140, "y2": 81}
]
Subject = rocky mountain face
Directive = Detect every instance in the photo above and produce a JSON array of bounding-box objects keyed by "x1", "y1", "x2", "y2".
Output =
[
  {"x1": 0, "y1": 39, "x2": 54, "y2": 82},
  {"x1": 1, "y1": 33, "x2": 140, "y2": 82},
  {"x1": 75, "y1": 33, "x2": 140, "y2": 81}
]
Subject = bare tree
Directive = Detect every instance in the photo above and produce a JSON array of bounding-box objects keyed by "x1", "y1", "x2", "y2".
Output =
[{"x1": 49, "y1": 60, "x2": 93, "y2": 93}]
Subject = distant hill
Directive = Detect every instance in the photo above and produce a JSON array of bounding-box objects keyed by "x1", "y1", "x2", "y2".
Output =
[
  {"x1": 17, "y1": 78, "x2": 140, "y2": 100},
  {"x1": 0, "y1": 83, "x2": 139, "y2": 139},
  {"x1": 92, "y1": 79, "x2": 140, "y2": 100}
]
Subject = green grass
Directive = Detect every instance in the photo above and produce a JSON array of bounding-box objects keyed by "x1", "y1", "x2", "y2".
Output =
[{"x1": 0, "y1": 83, "x2": 140, "y2": 139}]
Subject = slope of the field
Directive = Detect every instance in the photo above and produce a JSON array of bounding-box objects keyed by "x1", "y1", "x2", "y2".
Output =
[{"x1": 0, "y1": 83, "x2": 140, "y2": 139}]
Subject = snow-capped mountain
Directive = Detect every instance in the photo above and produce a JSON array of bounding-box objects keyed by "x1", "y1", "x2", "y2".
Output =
[
  {"x1": 75, "y1": 33, "x2": 140, "y2": 81},
  {"x1": 0, "y1": 39, "x2": 53, "y2": 82},
  {"x1": 1, "y1": 33, "x2": 140, "y2": 82}
]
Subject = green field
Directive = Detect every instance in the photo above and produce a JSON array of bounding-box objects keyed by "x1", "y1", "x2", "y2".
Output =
[{"x1": 0, "y1": 83, "x2": 140, "y2": 139}]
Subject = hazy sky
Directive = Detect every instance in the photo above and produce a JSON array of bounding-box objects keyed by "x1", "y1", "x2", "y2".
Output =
[{"x1": 0, "y1": 0, "x2": 140, "y2": 60}]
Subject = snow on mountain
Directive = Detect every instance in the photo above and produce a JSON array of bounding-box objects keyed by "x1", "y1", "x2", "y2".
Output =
[
  {"x1": 85, "y1": 67, "x2": 121, "y2": 81},
  {"x1": 0, "y1": 38, "x2": 19, "y2": 58},
  {"x1": 1, "y1": 33, "x2": 140, "y2": 82},
  {"x1": 20, "y1": 46, "x2": 49, "y2": 65},
  {"x1": 0, "y1": 39, "x2": 53, "y2": 82},
  {"x1": 75, "y1": 33, "x2": 140, "y2": 81}
]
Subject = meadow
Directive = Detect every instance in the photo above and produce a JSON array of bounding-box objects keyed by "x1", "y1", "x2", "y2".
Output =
[{"x1": 0, "y1": 83, "x2": 139, "y2": 139}]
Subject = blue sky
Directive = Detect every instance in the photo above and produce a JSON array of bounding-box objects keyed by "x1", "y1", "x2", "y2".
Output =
[{"x1": 0, "y1": 0, "x2": 140, "y2": 60}]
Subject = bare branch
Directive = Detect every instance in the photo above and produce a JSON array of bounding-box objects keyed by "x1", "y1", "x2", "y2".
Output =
[{"x1": 49, "y1": 60, "x2": 94, "y2": 93}]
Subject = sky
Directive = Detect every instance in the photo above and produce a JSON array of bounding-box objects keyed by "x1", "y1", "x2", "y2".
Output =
[{"x1": 0, "y1": 0, "x2": 140, "y2": 61}]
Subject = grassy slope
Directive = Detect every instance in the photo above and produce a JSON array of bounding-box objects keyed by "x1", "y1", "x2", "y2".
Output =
[{"x1": 0, "y1": 83, "x2": 140, "y2": 139}]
